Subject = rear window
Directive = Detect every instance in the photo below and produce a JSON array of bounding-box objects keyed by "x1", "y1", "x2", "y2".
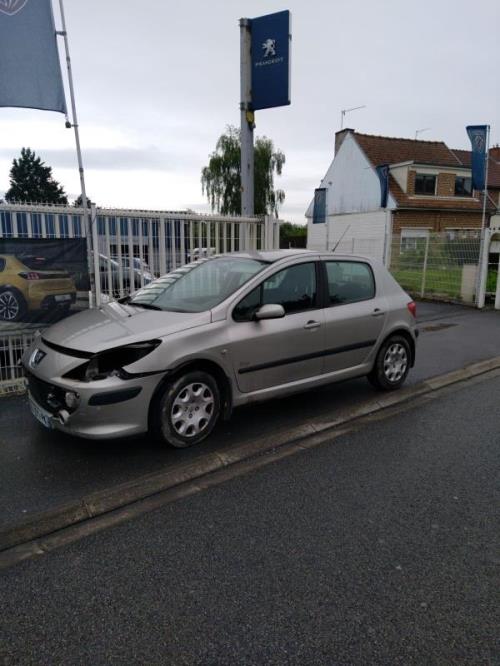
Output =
[
  {"x1": 325, "y1": 261, "x2": 375, "y2": 305},
  {"x1": 18, "y1": 255, "x2": 50, "y2": 270}
]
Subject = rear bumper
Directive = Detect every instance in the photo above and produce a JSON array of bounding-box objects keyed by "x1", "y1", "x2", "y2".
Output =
[{"x1": 40, "y1": 293, "x2": 77, "y2": 310}]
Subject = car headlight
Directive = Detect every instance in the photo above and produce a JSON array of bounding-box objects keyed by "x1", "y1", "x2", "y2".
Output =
[{"x1": 64, "y1": 340, "x2": 161, "y2": 382}]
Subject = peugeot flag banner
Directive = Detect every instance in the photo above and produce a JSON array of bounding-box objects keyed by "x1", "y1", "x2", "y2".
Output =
[
  {"x1": 376, "y1": 165, "x2": 390, "y2": 208},
  {"x1": 466, "y1": 125, "x2": 489, "y2": 191},
  {"x1": 251, "y1": 10, "x2": 291, "y2": 110},
  {"x1": 0, "y1": 0, "x2": 67, "y2": 113}
]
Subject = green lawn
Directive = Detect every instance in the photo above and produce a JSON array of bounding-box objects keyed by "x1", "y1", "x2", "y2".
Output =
[{"x1": 391, "y1": 267, "x2": 498, "y2": 300}]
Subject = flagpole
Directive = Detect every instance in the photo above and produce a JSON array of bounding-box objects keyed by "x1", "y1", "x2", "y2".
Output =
[
  {"x1": 56, "y1": 0, "x2": 95, "y2": 300},
  {"x1": 481, "y1": 125, "x2": 490, "y2": 231},
  {"x1": 476, "y1": 125, "x2": 490, "y2": 308}
]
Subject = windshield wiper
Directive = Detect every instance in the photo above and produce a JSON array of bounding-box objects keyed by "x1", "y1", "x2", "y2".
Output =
[{"x1": 129, "y1": 301, "x2": 163, "y2": 311}]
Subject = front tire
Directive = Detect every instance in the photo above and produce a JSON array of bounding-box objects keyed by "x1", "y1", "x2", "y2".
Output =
[
  {"x1": 152, "y1": 371, "x2": 221, "y2": 448},
  {"x1": 368, "y1": 335, "x2": 411, "y2": 391},
  {"x1": 0, "y1": 289, "x2": 27, "y2": 322}
]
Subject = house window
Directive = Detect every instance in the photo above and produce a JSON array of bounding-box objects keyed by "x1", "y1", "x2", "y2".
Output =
[
  {"x1": 414, "y1": 174, "x2": 436, "y2": 195},
  {"x1": 400, "y1": 228, "x2": 429, "y2": 253},
  {"x1": 445, "y1": 228, "x2": 480, "y2": 241},
  {"x1": 454, "y1": 176, "x2": 472, "y2": 197}
]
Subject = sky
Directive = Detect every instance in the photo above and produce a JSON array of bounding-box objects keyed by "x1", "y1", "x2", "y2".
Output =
[{"x1": 0, "y1": 0, "x2": 498, "y2": 223}]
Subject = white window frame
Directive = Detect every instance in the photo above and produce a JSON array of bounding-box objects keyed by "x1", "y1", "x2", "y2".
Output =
[{"x1": 400, "y1": 228, "x2": 430, "y2": 253}]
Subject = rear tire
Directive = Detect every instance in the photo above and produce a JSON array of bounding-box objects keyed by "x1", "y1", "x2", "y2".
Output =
[
  {"x1": 152, "y1": 371, "x2": 221, "y2": 448},
  {"x1": 368, "y1": 335, "x2": 411, "y2": 391},
  {"x1": 0, "y1": 289, "x2": 27, "y2": 322}
]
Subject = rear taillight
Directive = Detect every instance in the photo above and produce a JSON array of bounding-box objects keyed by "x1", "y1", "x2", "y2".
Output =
[
  {"x1": 19, "y1": 272, "x2": 41, "y2": 280},
  {"x1": 407, "y1": 301, "x2": 417, "y2": 318}
]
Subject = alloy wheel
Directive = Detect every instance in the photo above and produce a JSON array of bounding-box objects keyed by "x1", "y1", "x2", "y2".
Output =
[
  {"x1": 0, "y1": 292, "x2": 20, "y2": 321},
  {"x1": 383, "y1": 343, "x2": 408, "y2": 383},
  {"x1": 170, "y1": 382, "x2": 215, "y2": 438}
]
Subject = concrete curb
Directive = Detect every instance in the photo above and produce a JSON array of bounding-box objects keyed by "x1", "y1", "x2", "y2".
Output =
[{"x1": 2, "y1": 355, "x2": 500, "y2": 555}]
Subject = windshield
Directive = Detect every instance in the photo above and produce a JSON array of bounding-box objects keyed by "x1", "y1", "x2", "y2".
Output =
[{"x1": 129, "y1": 256, "x2": 268, "y2": 312}]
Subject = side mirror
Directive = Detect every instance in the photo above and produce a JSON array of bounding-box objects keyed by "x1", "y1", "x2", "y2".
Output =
[{"x1": 254, "y1": 304, "x2": 285, "y2": 321}]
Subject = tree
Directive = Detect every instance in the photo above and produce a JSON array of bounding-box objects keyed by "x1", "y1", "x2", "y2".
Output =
[
  {"x1": 73, "y1": 194, "x2": 94, "y2": 208},
  {"x1": 280, "y1": 222, "x2": 307, "y2": 249},
  {"x1": 5, "y1": 148, "x2": 68, "y2": 204},
  {"x1": 201, "y1": 125, "x2": 285, "y2": 216}
]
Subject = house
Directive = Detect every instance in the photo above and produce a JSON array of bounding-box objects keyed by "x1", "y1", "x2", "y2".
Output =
[{"x1": 306, "y1": 129, "x2": 499, "y2": 262}]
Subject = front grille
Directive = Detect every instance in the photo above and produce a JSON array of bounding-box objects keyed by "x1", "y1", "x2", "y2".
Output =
[{"x1": 25, "y1": 371, "x2": 64, "y2": 414}]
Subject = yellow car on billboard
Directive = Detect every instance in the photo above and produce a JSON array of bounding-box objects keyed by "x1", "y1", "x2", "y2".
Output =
[{"x1": 0, "y1": 254, "x2": 77, "y2": 322}]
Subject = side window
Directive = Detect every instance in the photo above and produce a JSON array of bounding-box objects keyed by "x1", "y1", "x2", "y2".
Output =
[
  {"x1": 263, "y1": 262, "x2": 317, "y2": 314},
  {"x1": 233, "y1": 286, "x2": 261, "y2": 322},
  {"x1": 325, "y1": 262, "x2": 375, "y2": 306},
  {"x1": 0, "y1": 258, "x2": 5, "y2": 272},
  {"x1": 233, "y1": 262, "x2": 318, "y2": 321}
]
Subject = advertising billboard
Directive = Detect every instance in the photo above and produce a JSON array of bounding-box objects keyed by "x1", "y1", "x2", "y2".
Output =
[
  {"x1": 0, "y1": 238, "x2": 89, "y2": 332},
  {"x1": 251, "y1": 10, "x2": 291, "y2": 111}
]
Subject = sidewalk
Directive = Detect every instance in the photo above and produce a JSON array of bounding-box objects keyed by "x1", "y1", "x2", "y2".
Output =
[{"x1": 1, "y1": 301, "x2": 499, "y2": 533}]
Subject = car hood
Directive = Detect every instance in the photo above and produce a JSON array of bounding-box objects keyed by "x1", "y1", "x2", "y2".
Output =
[{"x1": 42, "y1": 301, "x2": 211, "y2": 353}]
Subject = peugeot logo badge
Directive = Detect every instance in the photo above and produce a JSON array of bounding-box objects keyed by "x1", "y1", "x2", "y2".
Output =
[
  {"x1": 0, "y1": 0, "x2": 29, "y2": 16},
  {"x1": 29, "y1": 348, "x2": 46, "y2": 369}
]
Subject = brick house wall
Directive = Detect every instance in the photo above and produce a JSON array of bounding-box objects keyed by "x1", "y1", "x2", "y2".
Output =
[
  {"x1": 407, "y1": 170, "x2": 458, "y2": 197},
  {"x1": 437, "y1": 173, "x2": 455, "y2": 197},
  {"x1": 407, "y1": 170, "x2": 415, "y2": 195},
  {"x1": 393, "y1": 210, "x2": 483, "y2": 233}
]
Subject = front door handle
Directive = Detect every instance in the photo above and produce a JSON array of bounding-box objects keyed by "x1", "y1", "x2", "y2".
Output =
[
  {"x1": 304, "y1": 320, "x2": 321, "y2": 330},
  {"x1": 372, "y1": 309, "x2": 385, "y2": 317}
]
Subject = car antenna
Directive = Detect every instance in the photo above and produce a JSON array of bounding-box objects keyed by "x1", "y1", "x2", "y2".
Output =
[{"x1": 331, "y1": 225, "x2": 351, "y2": 253}]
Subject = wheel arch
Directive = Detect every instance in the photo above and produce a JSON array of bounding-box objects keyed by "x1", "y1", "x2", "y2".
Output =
[
  {"x1": 148, "y1": 357, "x2": 233, "y2": 431},
  {"x1": 379, "y1": 328, "x2": 416, "y2": 367}
]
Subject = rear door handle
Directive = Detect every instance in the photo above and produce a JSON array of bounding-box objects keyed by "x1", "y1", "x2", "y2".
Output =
[
  {"x1": 304, "y1": 320, "x2": 321, "y2": 330},
  {"x1": 372, "y1": 309, "x2": 385, "y2": 317}
]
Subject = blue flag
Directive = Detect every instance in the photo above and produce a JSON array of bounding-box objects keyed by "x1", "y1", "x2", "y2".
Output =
[
  {"x1": 466, "y1": 125, "x2": 489, "y2": 191},
  {"x1": 313, "y1": 188, "x2": 326, "y2": 224},
  {"x1": 0, "y1": 0, "x2": 67, "y2": 113},
  {"x1": 376, "y1": 164, "x2": 390, "y2": 208}
]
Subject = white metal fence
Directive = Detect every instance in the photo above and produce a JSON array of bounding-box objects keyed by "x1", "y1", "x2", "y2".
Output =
[
  {"x1": 0, "y1": 332, "x2": 34, "y2": 396},
  {"x1": 0, "y1": 203, "x2": 280, "y2": 301},
  {"x1": 320, "y1": 230, "x2": 485, "y2": 305},
  {"x1": 389, "y1": 231, "x2": 483, "y2": 304},
  {"x1": 0, "y1": 203, "x2": 280, "y2": 394}
]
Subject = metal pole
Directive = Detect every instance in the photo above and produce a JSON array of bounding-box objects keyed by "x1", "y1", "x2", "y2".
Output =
[
  {"x1": 420, "y1": 234, "x2": 430, "y2": 298},
  {"x1": 495, "y1": 247, "x2": 500, "y2": 311},
  {"x1": 475, "y1": 125, "x2": 491, "y2": 308},
  {"x1": 480, "y1": 126, "x2": 490, "y2": 232},
  {"x1": 56, "y1": 0, "x2": 95, "y2": 299},
  {"x1": 240, "y1": 17, "x2": 254, "y2": 242}
]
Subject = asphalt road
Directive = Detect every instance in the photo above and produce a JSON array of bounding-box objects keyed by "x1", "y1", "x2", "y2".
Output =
[
  {"x1": 1, "y1": 368, "x2": 499, "y2": 665},
  {"x1": 1, "y1": 301, "x2": 500, "y2": 529}
]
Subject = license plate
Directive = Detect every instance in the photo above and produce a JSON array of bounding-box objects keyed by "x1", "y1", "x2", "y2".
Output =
[
  {"x1": 55, "y1": 294, "x2": 71, "y2": 302},
  {"x1": 29, "y1": 397, "x2": 53, "y2": 430}
]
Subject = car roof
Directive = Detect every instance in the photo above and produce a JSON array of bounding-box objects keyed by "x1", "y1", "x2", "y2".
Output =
[
  {"x1": 216, "y1": 250, "x2": 377, "y2": 264},
  {"x1": 224, "y1": 249, "x2": 318, "y2": 263}
]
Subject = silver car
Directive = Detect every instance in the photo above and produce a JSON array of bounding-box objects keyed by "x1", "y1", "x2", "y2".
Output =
[{"x1": 23, "y1": 250, "x2": 418, "y2": 448}]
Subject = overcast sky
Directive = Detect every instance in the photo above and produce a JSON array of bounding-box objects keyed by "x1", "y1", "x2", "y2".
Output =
[{"x1": 0, "y1": 0, "x2": 498, "y2": 222}]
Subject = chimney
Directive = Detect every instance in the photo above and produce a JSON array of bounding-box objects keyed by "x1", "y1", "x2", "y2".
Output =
[
  {"x1": 335, "y1": 128, "x2": 354, "y2": 155},
  {"x1": 490, "y1": 145, "x2": 500, "y2": 161}
]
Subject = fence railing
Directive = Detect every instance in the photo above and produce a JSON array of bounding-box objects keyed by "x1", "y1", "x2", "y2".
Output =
[
  {"x1": 0, "y1": 203, "x2": 281, "y2": 394},
  {"x1": 389, "y1": 231, "x2": 483, "y2": 304},
  {"x1": 0, "y1": 203, "x2": 280, "y2": 302},
  {"x1": 320, "y1": 230, "x2": 485, "y2": 305},
  {"x1": 0, "y1": 332, "x2": 35, "y2": 396}
]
